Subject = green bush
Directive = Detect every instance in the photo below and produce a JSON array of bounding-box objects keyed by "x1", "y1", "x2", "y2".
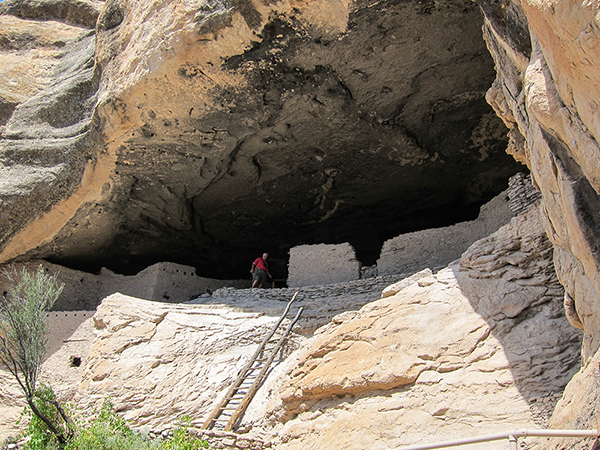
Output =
[
  {"x1": 54, "y1": 400, "x2": 209, "y2": 450},
  {"x1": 161, "y1": 417, "x2": 209, "y2": 450},
  {"x1": 0, "y1": 265, "x2": 71, "y2": 444},
  {"x1": 18, "y1": 385, "x2": 67, "y2": 450}
]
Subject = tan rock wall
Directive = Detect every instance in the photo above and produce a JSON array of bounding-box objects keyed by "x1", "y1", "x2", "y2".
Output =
[
  {"x1": 0, "y1": 206, "x2": 585, "y2": 448},
  {"x1": 73, "y1": 293, "x2": 306, "y2": 431},
  {"x1": 480, "y1": 0, "x2": 600, "y2": 363},
  {"x1": 1, "y1": 0, "x2": 520, "y2": 279},
  {"x1": 477, "y1": 0, "x2": 600, "y2": 444}
]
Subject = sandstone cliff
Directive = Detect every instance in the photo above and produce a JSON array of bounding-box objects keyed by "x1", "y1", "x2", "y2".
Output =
[
  {"x1": 1, "y1": 205, "x2": 585, "y2": 449},
  {"x1": 2, "y1": 0, "x2": 600, "y2": 448}
]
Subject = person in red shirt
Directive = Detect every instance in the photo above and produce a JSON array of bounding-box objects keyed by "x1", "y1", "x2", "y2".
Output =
[{"x1": 251, "y1": 253, "x2": 272, "y2": 288}]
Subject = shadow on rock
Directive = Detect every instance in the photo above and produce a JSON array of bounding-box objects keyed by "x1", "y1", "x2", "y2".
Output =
[{"x1": 454, "y1": 203, "x2": 582, "y2": 421}]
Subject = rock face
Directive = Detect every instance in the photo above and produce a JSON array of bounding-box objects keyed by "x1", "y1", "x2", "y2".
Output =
[
  {"x1": 248, "y1": 206, "x2": 582, "y2": 449},
  {"x1": 3, "y1": 0, "x2": 600, "y2": 447},
  {"x1": 0, "y1": 0, "x2": 101, "y2": 265},
  {"x1": 476, "y1": 0, "x2": 600, "y2": 444},
  {"x1": 73, "y1": 293, "x2": 306, "y2": 430},
  {"x1": 0, "y1": 0, "x2": 523, "y2": 279},
  {"x1": 478, "y1": 0, "x2": 600, "y2": 362}
]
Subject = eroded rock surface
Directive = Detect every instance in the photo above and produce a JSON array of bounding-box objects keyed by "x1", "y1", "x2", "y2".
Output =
[
  {"x1": 242, "y1": 206, "x2": 582, "y2": 449},
  {"x1": 0, "y1": 206, "x2": 584, "y2": 448},
  {"x1": 0, "y1": 0, "x2": 100, "y2": 261},
  {"x1": 0, "y1": 0, "x2": 523, "y2": 279},
  {"x1": 476, "y1": 0, "x2": 600, "y2": 443},
  {"x1": 478, "y1": 0, "x2": 600, "y2": 363},
  {"x1": 72, "y1": 293, "x2": 306, "y2": 430}
]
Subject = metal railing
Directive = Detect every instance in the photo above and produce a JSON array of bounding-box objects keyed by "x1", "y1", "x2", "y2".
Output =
[{"x1": 395, "y1": 428, "x2": 599, "y2": 450}]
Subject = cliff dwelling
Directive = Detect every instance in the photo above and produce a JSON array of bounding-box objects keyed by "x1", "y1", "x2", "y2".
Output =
[
  {"x1": 3, "y1": 0, "x2": 600, "y2": 449},
  {"x1": 0, "y1": 0, "x2": 525, "y2": 281}
]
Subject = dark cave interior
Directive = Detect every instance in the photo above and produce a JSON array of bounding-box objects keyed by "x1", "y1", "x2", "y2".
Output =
[{"x1": 12, "y1": 0, "x2": 527, "y2": 282}]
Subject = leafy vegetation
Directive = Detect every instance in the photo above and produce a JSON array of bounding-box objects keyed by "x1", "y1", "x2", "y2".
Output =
[
  {"x1": 0, "y1": 266, "x2": 210, "y2": 450},
  {"x1": 16, "y1": 397, "x2": 210, "y2": 449},
  {"x1": 0, "y1": 265, "x2": 71, "y2": 444}
]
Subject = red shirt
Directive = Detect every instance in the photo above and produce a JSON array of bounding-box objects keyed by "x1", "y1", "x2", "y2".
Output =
[{"x1": 253, "y1": 257, "x2": 268, "y2": 272}]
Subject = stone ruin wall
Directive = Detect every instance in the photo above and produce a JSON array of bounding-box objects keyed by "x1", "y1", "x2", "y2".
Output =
[
  {"x1": 0, "y1": 174, "x2": 537, "y2": 306},
  {"x1": 0, "y1": 260, "x2": 249, "y2": 311},
  {"x1": 287, "y1": 243, "x2": 361, "y2": 288},
  {"x1": 508, "y1": 172, "x2": 542, "y2": 216},
  {"x1": 376, "y1": 190, "x2": 512, "y2": 277},
  {"x1": 287, "y1": 173, "x2": 539, "y2": 285}
]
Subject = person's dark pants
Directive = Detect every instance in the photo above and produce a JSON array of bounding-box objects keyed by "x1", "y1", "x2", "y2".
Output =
[{"x1": 252, "y1": 269, "x2": 268, "y2": 286}]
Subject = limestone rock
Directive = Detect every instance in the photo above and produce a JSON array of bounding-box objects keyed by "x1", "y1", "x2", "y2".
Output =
[
  {"x1": 537, "y1": 349, "x2": 600, "y2": 450},
  {"x1": 0, "y1": 3, "x2": 101, "y2": 261},
  {"x1": 380, "y1": 267, "x2": 432, "y2": 298},
  {"x1": 458, "y1": 204, "x2": 559, "y2": 320},
  {"x1": 0, "y1": 205, "x2": 584, "y2": 448}
]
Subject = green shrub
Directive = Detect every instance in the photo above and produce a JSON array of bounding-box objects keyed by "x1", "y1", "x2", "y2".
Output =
[
  {"x1": 19, "y1": 385, "x2": 67, "y2": 450},
  {"x1": 161, "y1": 417, "x2": 209, "y2": 450},
  {"x1": 59, "y1": 400, "x2": 210, "y2": 450},
  {"x1": 0, "y1": 265, "x2": 71, "y2": 445}
]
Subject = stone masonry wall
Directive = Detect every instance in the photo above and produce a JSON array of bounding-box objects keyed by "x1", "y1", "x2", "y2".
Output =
[
  {"x1": 0, "y1": 260, "x2": 250, "y2": 311},
  {"x1": 377, "y1": 173, "x2": 540, "y2": 277},
  {"x1": 508, "y1": 173, "x2": 542, "y2": 216},
  {"x1": 376, "y1": 191, "x2": 512, "y2": 276},
  {"x1": 287, "y1": 243, "x2": 361, "y2": 288},
  {"x1": 286, "y1": 174, "x2": 539, "y2": 284},
  {"x1": 198, "y1": 273, "x2": 406, "y2": 334}
]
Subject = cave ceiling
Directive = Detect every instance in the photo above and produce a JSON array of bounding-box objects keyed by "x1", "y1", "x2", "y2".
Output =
[{"x1": 0, "y1": 0, "x2": 524, "y2": 279}]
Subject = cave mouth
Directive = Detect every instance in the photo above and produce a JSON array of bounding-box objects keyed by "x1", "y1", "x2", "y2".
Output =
[
  {"x1": 46, "y1": 179, "x2": 516, "y2": 283},
  {"x1": 34, "y1": 0, "x2": 528, "y2": 281}
]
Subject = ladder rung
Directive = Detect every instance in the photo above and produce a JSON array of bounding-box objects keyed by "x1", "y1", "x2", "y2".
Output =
[{"x1": 218, "y1": 404, "x2": 240, "y2": 410}]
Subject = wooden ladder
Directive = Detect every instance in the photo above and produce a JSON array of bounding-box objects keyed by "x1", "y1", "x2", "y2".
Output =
[{"x1": 202, "y1": 292, "x2": 303, "y2": 431}]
